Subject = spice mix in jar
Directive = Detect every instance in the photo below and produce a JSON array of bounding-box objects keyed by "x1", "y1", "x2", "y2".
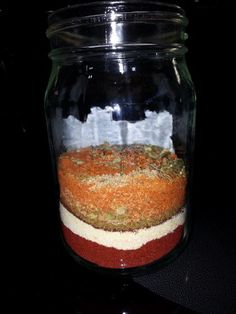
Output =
[{"x1": 45, "y1": 1, "x2": 196, "y2": 274}]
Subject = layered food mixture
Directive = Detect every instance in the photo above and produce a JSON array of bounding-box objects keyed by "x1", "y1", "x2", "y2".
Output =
[{"x1": 58, "y1": 144, "x2": 187, "y2": 268}]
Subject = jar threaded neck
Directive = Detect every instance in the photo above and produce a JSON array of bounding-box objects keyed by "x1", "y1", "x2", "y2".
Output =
[{"x1": 47, "y1": 1, "x2": 188, "y2": 58}]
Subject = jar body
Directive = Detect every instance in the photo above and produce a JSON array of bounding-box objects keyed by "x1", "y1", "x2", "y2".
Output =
[{"x1": 45, "y1": 2, "x2": 196, "y2": 274}]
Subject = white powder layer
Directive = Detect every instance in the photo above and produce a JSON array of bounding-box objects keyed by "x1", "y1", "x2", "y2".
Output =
[
  {"x1": 60, "y1": 203, "x2": 185, "y2": 250},
  {"x1": 62, "y1": 107, "x2": 174, "y2": 151}
]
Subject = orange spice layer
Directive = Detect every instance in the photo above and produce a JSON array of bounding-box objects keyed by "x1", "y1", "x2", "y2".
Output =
[{"x1": 58, "y1": 144, "x2": 187, "y2": 231}]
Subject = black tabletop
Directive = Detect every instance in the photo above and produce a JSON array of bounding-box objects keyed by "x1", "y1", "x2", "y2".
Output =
[{"x1": 134, "y1": 203, "x2": 236, "y2": 313}]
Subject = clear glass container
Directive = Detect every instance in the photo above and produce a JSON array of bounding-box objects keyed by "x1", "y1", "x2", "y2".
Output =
[{"x1": 45, "y1": 1, "x2": 196, "y2": 275}]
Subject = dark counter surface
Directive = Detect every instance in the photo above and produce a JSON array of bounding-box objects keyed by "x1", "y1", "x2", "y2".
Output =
[{"x1": 134, "y1": 204, "x2": 236, "y2": 313}]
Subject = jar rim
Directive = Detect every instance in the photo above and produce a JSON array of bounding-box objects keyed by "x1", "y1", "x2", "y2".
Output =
[
  {"x1": 47, "y1": 1, "x2": 187, "y2": 37},
  {"x1": 48, "y1": 1, "x2": 185, "y2": 21}
]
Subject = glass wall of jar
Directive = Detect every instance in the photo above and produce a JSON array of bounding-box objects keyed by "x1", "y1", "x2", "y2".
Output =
[{"x1": 45, "y1": 1, "x2": 196, "y2": 275}]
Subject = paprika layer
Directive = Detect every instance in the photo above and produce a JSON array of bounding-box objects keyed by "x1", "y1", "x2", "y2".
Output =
[{"x1": 60, "y1": 202, "x2": 185, "y2": 268}]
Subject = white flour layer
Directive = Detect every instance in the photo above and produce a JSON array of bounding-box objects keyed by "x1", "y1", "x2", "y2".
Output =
[{"x1": 60, "y1": 202, "x2": 185, "y2": 250}]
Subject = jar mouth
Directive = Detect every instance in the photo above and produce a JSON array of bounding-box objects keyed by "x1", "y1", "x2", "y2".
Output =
[
  {"x1": 47, "y1": 1, "x2": 188, "y2": 57},
  {"x1": 47, "y1": 1, "x2": 187, "y2": 37}
]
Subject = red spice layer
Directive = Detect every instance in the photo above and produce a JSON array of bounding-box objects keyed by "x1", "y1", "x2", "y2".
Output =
[{"x1": 62, "y1": 224, "x2": 184, "y2": 269}]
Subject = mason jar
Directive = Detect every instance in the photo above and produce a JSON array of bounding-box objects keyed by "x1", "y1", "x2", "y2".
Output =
[{"x1": 45, "y1": 1, "x2": 196, "y2": 274}]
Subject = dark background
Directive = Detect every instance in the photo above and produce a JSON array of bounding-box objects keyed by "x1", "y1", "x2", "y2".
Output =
[{"x1": 1, "y1": 1, "x2": 236, "y2": 313}]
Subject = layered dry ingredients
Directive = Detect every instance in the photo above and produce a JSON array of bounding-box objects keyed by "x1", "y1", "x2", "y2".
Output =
[{"x1": 58, "y1": 144, "x2": 187, "y2": 268}]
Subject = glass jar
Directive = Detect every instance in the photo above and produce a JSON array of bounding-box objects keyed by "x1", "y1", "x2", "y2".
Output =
[{"x1": 45, "y1": 1, "x2": 196, "y2": 275}]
